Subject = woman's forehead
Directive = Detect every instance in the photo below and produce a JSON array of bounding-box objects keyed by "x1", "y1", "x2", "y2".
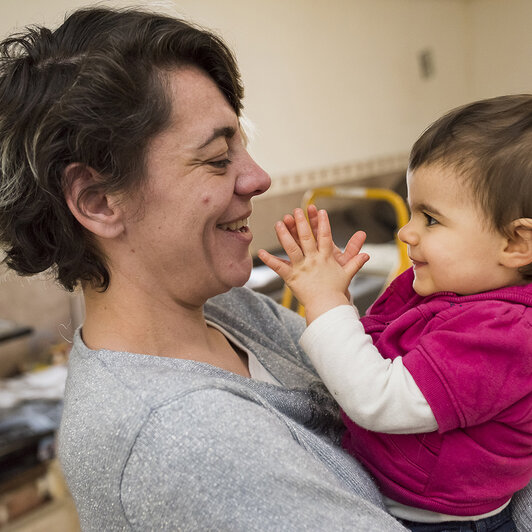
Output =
[{"x1": 162, "y1": 67, "x2": 239, "y2": 140}]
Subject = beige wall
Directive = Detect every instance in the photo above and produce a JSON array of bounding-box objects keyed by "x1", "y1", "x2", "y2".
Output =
[{"x1": 468, "y1": 0, "x2": 532, "y2": 99}]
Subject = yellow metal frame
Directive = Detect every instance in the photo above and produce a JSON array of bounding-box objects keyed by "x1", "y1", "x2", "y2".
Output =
[{"x1": 281, "y1": 186, "x2": 410, "y2": 314}]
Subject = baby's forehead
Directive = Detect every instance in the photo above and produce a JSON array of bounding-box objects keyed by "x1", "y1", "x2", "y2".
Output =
[
  {"x1": 407, "y1": 162, "x2": 488, "y2": 213},
  {"x1": 407, "y1": 160, "x2": 471, "y2": 189}
]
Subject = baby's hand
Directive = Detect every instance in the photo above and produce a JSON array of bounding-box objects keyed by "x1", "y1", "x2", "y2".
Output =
[
  {"x1": 282, "y1": 204, "x2": 362, "y2": 268},
  {"x1": 258, "y1": 208, "x2": 369, "y2": 324}
]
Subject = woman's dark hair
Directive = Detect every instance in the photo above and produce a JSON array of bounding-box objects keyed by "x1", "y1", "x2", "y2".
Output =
[
  {"x1": 409, "y1": 94, "x2": 532, "y2": 280},
  {"x1": 0, "y1": 7, "x2": 244, "y2": 291}
]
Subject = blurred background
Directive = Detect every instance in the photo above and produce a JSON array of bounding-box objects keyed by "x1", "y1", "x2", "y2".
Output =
[{"x1": 0, "y1": 1, "x2": 530, "y2": 528}]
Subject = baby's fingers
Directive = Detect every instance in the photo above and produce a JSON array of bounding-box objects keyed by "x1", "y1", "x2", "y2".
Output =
[
  {"x1": 274, "y1": 220, "x2": 305, "y2": 262},
  {"x1": 293, "y1": 208, "x2": 317, "y2": 254},
  {"x1": 338, "y1": 231, "x2": 367, "y2": 267},
  {"x1": 283, "y1": 214, "x2": 299, "y2": 243},
  {"x1": 257, "y1": 249, "x2": 293, "y2": 280},
  {"x1": 344, "y1": 251, "x2": 370, "y2": 279},
  {"x1": 316, "y1": 209, "x2": 335, "y2": 254},
  {"x1": 282, "y1": 205, "x2": 320, "y2": 244},
  {"x1": 307, "y1": 204, "x2": 319, "y2": 239}
]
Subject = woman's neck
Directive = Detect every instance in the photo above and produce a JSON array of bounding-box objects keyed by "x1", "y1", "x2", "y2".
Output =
[{"x1": 80, "y1": 282, "x2": 250, "y2": 377}]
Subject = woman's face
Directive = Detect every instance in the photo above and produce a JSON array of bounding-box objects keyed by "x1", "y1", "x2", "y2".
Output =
[{"x1": 116, "y1": 67, "x2": 270, "y2": 306}]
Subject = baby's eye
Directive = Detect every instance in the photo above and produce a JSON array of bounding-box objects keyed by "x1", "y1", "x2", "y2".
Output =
[
  {"x1": 209, "y1": 158, "x2": 232, "y2": 169},
  {"x1": 423, "y1": 212, "x2": 438, "y2": 226}
]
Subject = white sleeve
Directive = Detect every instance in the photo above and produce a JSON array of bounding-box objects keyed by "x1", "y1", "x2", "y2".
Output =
[{"x1": 299, "y1": 305, "x2": 438, "y2": 434}]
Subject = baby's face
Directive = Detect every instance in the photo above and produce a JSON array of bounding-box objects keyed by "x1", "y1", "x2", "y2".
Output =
[{"x1": 397, "y1": 164, "x2": 521, "y2": 296}]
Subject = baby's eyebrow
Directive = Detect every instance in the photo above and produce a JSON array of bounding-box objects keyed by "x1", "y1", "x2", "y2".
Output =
[{"x1": 411, "y1": 201, "x2": 443, "y2": 217}]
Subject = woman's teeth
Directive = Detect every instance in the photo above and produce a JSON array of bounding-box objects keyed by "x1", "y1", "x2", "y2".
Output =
[{"x1": 217, "y1": 218, "x2": 249, "y2": 232}]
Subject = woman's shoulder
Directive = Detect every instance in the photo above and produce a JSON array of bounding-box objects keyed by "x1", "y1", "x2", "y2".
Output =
[{"x1": 64, "y1": 328, "x2": 264, "y2": 410}]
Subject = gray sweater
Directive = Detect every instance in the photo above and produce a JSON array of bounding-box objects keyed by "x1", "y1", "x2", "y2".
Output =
[{"x1": 58, "y1": 287, "x2": 532, "y2": 531}]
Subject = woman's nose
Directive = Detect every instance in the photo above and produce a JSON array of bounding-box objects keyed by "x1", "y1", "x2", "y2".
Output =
[{"x1": 235, "y1": 152, "x2": 271, "y2": 198}]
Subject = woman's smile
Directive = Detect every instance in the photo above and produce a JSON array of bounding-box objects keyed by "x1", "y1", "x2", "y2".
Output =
[
  {"x1": 215, "y1": 221, "x2": 253, "y2": 245},
  {"x1": 216, "y1": 216, "x2": 250, "y2": 232},
  {"x1": 215, "y1": 215, "x2": 254, "y2": 248}
]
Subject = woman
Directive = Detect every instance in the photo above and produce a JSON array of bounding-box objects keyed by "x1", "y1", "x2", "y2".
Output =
[{"x1": 0, "y1": 7, "x2": 529, "y2": 531}]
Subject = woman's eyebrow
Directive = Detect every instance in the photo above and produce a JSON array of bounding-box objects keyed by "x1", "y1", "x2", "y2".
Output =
[{"x1": 197, "y1": 126, "x2": 236, "y2": 149}]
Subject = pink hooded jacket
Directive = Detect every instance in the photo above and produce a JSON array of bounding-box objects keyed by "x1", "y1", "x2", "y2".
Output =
[{"x1": 343, "y1": 268, "x2": 532, "y2": 516}]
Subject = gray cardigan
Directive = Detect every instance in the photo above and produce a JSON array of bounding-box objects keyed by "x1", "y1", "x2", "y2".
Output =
[{"x1": 58, "y1": 287, "x2": 531, "y2": 531}]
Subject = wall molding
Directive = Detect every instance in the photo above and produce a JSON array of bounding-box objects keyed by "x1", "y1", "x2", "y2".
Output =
[{"x1": 259, "y1": 152, "x2": 409, "y2": 199}]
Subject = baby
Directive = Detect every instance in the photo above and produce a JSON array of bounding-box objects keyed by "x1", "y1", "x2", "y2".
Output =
[{"x1": 259, "y1": 95, "x2": 532, "y2": 531}]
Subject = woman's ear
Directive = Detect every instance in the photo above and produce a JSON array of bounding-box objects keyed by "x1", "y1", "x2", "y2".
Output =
[
  {"x1": 63, "y1": 163, "x2": 125, "y2": 239},
  {"x1": 500, "y1": 218, "x2": 532, "y2": 269}
]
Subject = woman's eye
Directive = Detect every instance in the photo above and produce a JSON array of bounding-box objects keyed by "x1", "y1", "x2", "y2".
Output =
[
  {"x1": 423, "y1": 212, "x2": 438, "y2": 226},
  {"x1": 209, "y1": 158, "x2": 232, "y2": 169}
]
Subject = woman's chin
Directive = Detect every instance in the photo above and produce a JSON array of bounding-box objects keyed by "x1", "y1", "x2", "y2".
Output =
[
  {"x1": 217, "y1": 256, "x2": 253, "y2": 292},
  {"x1": 231, "y1": 261, "x2": 253, "y2": 288}
]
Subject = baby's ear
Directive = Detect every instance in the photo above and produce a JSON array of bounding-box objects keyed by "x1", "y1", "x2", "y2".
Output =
[
  {"x1": 500, "y1": 218, "x2": 532, "y2": 269},
  {"x1": 63, "y1": 163, "x2": 125, "y2": 239}
]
